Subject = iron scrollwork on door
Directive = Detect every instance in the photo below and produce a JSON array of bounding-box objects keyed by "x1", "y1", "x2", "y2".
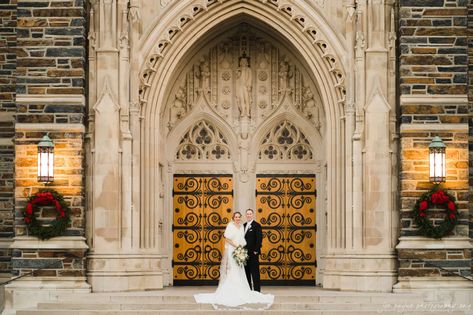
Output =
[
  {"x1": 256, "y1": 174, "x2": 317, "y2": 285},
  {"x1": 173, "y1": 174, "x2": 233, "y2": 285}
]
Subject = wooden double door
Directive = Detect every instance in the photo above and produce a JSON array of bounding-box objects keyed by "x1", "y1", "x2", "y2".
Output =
[{"x1": 172, "y1": 174, "x2": 316, "y2": 285}]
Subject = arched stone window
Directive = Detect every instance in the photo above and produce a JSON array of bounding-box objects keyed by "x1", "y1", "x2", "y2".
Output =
[
  {"x1": 258, "y1": 120, "x2": 313, "y2": 161},
  {"x1": 176, "y1": 120, "x2": 231, "y2": 160}
]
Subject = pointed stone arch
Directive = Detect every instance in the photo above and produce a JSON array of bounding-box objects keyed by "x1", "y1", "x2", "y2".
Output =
[
  {"x1": 136, "y1": 0, "x2": 348, "y2": 289},
  {"x1": 83, "y1": 0, "x2": 401, "y2": 293}
]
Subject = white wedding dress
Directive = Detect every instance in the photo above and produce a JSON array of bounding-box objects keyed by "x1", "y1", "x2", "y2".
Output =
[{"x1": 194, "y1": 221, "x2": 274, "y2": 309}]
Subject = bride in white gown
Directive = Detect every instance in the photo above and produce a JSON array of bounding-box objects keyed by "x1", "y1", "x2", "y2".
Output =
[{"x1": 194, "y1": 212, "x2": 274, "y2": 309}]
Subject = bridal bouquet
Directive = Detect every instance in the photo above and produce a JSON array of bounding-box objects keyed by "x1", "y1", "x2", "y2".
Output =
[{"x1": 232, "y1": 245, "x2": 248, "y2": 267}]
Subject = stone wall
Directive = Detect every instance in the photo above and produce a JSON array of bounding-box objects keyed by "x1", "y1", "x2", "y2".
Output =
[
  {"x1": 10, "y1": 0, "x2": 87, "y2": 284},
  {"x1": 0, "y1": 0, "x2": 17, "y2": 279},
  {"x1": 397, "y1": 0, "x2": 472, "y2": 288},
  {"x1": 16, "y1": 0, "x2": 85, "y2": 124},
  {"x1": 400, "y1": 0, "x2": 468, "y2": 96}
]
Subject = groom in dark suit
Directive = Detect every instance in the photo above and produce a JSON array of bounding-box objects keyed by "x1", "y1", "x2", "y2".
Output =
[{"x1": 243, "y1": 208, "x2": 262, "y2": 292}]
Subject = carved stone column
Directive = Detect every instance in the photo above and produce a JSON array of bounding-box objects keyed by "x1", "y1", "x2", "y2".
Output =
[
  {"x1": 323, "y1": 0, "x2": 398, "y2": 292},
  {"x1": 87, "y1": 0, "x2": 163, "y2": 292}
]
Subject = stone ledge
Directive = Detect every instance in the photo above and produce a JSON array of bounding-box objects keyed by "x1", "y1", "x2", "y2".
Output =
[
  {"x1": 0, "y1": 138, "x2": 14, "y2": 146},
  {"x1": 0, "y1": 112, "x2": 14, "y2": 122},
  {"x1": 16, "y1": 95, "x2": 85, "y2": 106},
  {"x1": 400, "y1": 95, "x2": 468, "y2": 105},
  {"x1": 10, "y1": 237, "x2": 88, "y2": 250},
  {"x1": 14, "y1": 123, "x2": 85, "y2": 133},
  {"x1": 396, "y1": 237, "x2": 473, "y2": 250},
  {"x1": 394, "y1": 279, "x2": 473, "y2": 290},
  {"x1": 400, "y1": 123, "x2": 468, "y2": 132}
]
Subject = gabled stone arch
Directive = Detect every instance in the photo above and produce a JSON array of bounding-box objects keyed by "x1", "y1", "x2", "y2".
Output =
[
  {"x1": 251, "y1": 111, "x2": 324, "y2": 163},
  {"x1": 165, "y1": 104, "x2": 239, "y2": 163},
  {"x1": 175, "y1": 120, "x2": 232, "y2": 161},
  {"x1": 257, "y1": 120, "x2": 313, "y2": 161}
]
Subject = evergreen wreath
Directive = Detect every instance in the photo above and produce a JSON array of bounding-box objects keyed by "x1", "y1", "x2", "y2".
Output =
[
  {"x1": 23, "y1": 189, "x2": 70, "y2": 240},
  {"x1": 413, "y1": 188, "x2": 458, "y2": 239}
]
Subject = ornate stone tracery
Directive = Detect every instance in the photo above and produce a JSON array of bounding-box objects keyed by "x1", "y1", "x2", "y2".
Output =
[
  {"x1": 258, "y1": 120, "x2": 313, "y2": 161},
  {"x1": 139, "y1": 0, "x2": 346, "y2": 108},
  {"x1": 163, "y1": 24, "x2": 325, "y2": 134},
  {"x1": 176, "y1": 120, "x2": 231, "y2": 160}
]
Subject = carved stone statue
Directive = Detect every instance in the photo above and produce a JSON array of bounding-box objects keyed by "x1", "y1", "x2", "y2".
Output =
[
  {"x1": 236, "y1": 56, "x2": 253, "y2": 118},
  {"x1": 278, "y1": 57, "x2": 292, "y2": 92},
  {"x1": 302, "y1": 86, "x2": 320, "y2": 129},
  {"x1": 172, "y1": 86, "x2": 187, "y2": 119},
  {"x1": 198, "y1": 57, "x2": 211, "y2": 92}
]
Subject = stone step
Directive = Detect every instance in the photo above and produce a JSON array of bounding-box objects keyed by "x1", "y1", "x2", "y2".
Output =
[
  {"x1": 48, "y1": 294, "x2": 423, "y2": 305},
  {"x1": 16, "y1": 310, "x2": 469, "y2": 315},
  {"x1": 34, "y1": 302, "x2": 398, "y2": 311}
]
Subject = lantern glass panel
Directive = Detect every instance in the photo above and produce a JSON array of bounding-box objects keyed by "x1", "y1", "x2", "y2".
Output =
[
  {"x1": 429, "y1": 147, "x2": 446, "y2": 184},
  {"x1": 37, "y1": 146, "x2": 54, "y2": 182}
]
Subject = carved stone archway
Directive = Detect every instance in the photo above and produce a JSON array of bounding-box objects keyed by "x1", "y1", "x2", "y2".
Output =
[{"x1": 87, "y1": 0, "x2": 398, "y2": 292}]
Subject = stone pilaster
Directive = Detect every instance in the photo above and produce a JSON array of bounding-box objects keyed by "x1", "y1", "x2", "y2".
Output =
[
  {"x1": 4, "y1": 0, "x2": 89, "y2": 310},
  {"x1": 0, "y1": 0, "x2": 17, "y2": 282},
  {"x1": 396, "y1": 0, "x2": 473, "y2": 292},
  {"x1": 468, "y1": 0, "x2": 473, "y2": 278}
]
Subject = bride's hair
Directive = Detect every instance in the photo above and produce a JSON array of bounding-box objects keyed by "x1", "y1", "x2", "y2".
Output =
[{"x1": 232, "y1": 211, "x2": 242, "y2": 220}]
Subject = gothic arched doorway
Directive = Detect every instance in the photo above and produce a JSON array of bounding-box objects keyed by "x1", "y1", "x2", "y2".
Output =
[{"x1": 160, "y1": 21, "x2": 326, "y2": 286}]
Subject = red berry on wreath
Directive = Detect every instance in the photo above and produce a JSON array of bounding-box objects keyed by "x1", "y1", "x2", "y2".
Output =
[
  {"x1": 448, "y1": 201, "x2": 455, "y2": 211},
  {"x1": 419, "y1": 200, "x2": 428, "y2": 211}
]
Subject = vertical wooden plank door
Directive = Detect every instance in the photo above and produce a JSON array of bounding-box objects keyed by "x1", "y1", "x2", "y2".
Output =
[
  {"x1": 256, "y1": 174, "x2": 317, "y2": 285},
  {"x1": 172, "y1": 174, "x2": 233, "y2": 285}
]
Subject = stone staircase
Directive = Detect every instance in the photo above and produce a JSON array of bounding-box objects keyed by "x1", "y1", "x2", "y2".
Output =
[{"x1": 9, "y1": 287, "x2": 473, "y2": 315}]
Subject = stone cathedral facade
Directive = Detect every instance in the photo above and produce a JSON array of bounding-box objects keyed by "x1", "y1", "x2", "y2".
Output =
[{"x1": 0, "y1": 0, "x2": 472, "y2": 309}]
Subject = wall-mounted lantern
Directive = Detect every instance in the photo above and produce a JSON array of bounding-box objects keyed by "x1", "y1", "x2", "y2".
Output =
[
  {"x1": 429, "y1": 136, "x2": 446, "y2": 184},
  {"x1": 37, "y1": 135, "x2": 54, "y2": 183}
]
